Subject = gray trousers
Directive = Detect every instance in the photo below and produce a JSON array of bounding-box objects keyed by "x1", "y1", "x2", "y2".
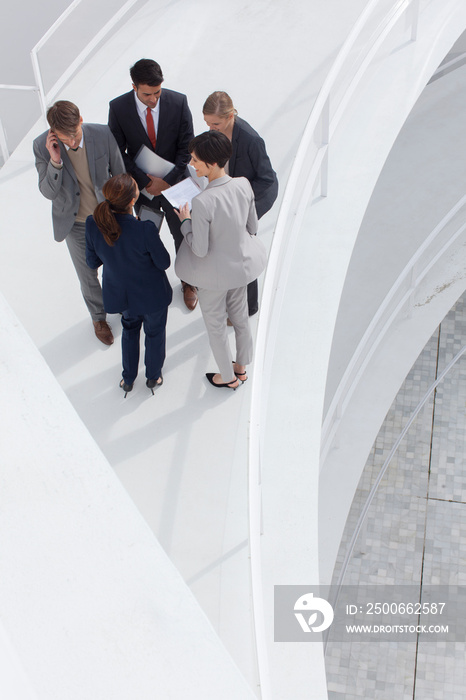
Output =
[
  {"x1": 65, "y1": 221, "x2": 106, "y2": 322},
  {"x1": 197, "y1": 285, "x2": 253, "y2": 382}
]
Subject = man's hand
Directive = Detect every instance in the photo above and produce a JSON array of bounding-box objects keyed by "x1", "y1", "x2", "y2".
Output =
[
  {"x1": 46, "y1": 129, "x2": 61, "y2": 164},
  {"x1": 146, "y1": 175, "x2": 169, "y2": 196}
]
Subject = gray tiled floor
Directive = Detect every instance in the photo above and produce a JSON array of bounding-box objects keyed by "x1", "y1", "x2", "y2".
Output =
[{"x1": 326, "y1": 293, "x2": 466, "y2": 699}]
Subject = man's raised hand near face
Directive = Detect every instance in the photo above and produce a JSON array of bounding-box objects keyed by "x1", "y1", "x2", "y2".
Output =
[{"x1": 45, "y1": 129, "x2": 61, "y2": 164}]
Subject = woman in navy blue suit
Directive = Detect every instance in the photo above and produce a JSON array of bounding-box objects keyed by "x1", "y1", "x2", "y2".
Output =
[{"x1": 86, "y1": 173, "x2": 172, "y2": 396}]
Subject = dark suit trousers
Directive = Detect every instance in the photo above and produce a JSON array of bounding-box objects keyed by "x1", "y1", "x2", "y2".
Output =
[
  {"x1": 121, "y1": 307, "x2": 168, "y2": 384},
  {"x1": 136, "y1": 194, "x2": 183, "y2": 252},
  {"x1": 247, "y1": 279, "x2": 258, "y2": 316}
]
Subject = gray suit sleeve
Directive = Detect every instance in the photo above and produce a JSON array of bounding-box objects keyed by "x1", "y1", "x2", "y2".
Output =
[
  {"x1": 33, "y1": 139, "x2": 64, "y2": 200},
  {"x1": 246, "y1": 185, "x2": 259, "y2": 235},
  {"x1": 180, "y1": 197, "x2": 210, "y2": 258},
  {"x1": 107, "y1": 128, "x2": 125, "y2": 177},
  {"x1": 108, "y1": 102, "x2": 150, "y2": 189}
]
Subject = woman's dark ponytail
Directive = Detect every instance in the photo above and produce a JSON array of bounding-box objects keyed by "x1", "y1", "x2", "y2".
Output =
[{"x1": 93, "y1": 174, "x2": 138, "y2": 246}]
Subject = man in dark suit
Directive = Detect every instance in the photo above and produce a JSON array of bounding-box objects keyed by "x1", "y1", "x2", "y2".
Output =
[
  {"x1": 33, "y1": 100, "x2": 125, "y2": 345},
  {"x1": 108, "y1": 59, "x2": 197, "y2": 310}
]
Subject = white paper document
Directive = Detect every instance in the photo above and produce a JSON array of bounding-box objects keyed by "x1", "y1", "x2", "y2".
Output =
[
  {"x1": 162, "y1": 178, "x2": 205, "y2": 209},
  {"x1": 135, "y1": 145, "x2": 175, "y2": 178},
  {"x1": 186, "y1": 164, "x2": 208, "y2": 192},
  {"x1": 140, "y1": 188, "x2": 154, "y2": 200}
]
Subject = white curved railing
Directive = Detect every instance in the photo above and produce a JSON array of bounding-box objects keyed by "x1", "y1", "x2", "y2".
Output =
[
  {"x1": 247, "y1": 0, "x2": 420, "y2": 695},
  {"x1": 31, "y1": 0, "x2": 141, "y2": 118},
  {"x1": 320, "y1": 194, "x2": 466, "y2": 465},
  {"x1": 0, "y1": 0, "x2": 140, "y2": 164}
]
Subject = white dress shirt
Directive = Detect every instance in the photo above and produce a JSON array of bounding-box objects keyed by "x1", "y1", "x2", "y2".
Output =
[{"x1": 134, "y1": 91, "x2": 160, "y2": 138}]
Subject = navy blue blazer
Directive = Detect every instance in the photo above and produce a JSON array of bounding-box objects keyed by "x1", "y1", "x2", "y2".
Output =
[
  {"x1": 85, "y1": 214, "x2": 172, "y2": 315},
  {"x1": 108, "y1": 88, "x2": 194, "y2": 191},
  {"x1": 229, "y1": 116, "x2": 278, "y2": 219}
]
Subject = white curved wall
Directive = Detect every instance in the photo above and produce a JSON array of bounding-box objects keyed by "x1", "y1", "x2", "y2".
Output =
[
  {"x1": 317, "y1": 5, "x2": 466, "y2": 583},
  {"x1": 324, "y1": 30, "x2": 466, "y2": 417},
  {"x1": 254, "y1": 0, "x2": 466, "y2": 627}
]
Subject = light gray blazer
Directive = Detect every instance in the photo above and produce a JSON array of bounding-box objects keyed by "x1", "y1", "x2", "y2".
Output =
[
  {"x1": 33, "y1": 123, "x2": 125, "y2": 242},
  {"x1": 175, "y1": 176, "x2": 267, "y2": 290}
]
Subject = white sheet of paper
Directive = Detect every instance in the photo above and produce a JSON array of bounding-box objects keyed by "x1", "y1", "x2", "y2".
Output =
[
  {"x1": 135, "y1": 145, "x2": 175, "y2": 178},
  {"x1": 186, "y1": 164, "x2": 208, "y2": 191},
  {"x1": 140, "y1": 187, "x2": 154, "y2": 200},
  {"x1": 162, "y1": 178, "x2": 203, "y2": 209}
]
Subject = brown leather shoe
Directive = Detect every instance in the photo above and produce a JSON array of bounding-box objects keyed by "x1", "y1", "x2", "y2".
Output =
[
  {"x1": 182, "y1": 283, "x2": 198, "y2": 311},
  {"x1": 93, "y1": 320, "x2": 114, "y2": 345}
]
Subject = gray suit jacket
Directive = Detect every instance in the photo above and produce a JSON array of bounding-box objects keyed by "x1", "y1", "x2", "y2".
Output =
[
  {"x1": 175, "y1": 176, "x2": 267, "y2": 290},
  {"x1": 33, "y1": 123, "x2": 125, "y2": 242}
]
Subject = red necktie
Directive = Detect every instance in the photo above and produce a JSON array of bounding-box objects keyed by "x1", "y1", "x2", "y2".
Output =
[{"x1": 146, "y1": 107, "x2": 156, "y2": 150}]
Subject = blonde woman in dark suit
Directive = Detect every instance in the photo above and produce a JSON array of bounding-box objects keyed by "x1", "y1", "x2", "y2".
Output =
[
  {"x1": 175, "y1": 131, "x2": 267, "y2": 390},
  {"x1": 203, "y1": 91, "x2": 278, "y2": 316}
]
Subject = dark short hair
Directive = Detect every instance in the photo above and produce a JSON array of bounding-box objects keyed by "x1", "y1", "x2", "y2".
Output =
[
  {"x1": 130, "y1": 59, "x2": 164, "y2": 87},
  {"x1": 189, "y1": 131, "x2": 232, "y2": 168},
  {"x1": 47, "y1": 101, "x2": 81, "y2": 134}
]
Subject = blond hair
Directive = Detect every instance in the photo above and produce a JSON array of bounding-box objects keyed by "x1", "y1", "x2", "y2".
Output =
[{"x1": 202, "y1": 91, "x2": 237, "y2": 119}]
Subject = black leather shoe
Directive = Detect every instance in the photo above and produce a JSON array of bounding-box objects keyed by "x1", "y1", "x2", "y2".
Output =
[
  {"x1": 119, "y1": 379, "x2": 133, "y2": 398},
  {"x1": 146, "y1": 374, "x2": 163, "y2": 395}
]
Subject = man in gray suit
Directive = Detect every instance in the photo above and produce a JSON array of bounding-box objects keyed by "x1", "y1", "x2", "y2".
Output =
[{"x1": 33, "y1": 100, "x2": 125, "y2": 345}]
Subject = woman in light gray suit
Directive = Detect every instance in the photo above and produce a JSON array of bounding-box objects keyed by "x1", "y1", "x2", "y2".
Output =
[{"x1": 175, "y1": 131, "x2": 267, "y2": 390}]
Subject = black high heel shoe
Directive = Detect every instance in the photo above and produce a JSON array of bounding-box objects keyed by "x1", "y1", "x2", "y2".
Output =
[
  {"x1": 206, "y1": 373, "x2": 239, "y2": 390},
  {"x1": 146, "y1": 374, "x2": 163, "y2": 395},
  {"x1": 120, "y1": 379, "x2": 133, "y2": 398},
  {"x1": 232, "y1": 362, "x2": 248, "y2": 383}
]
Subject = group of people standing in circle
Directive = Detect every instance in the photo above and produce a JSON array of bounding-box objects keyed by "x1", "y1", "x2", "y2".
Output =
[{"x1": 34, "y1": 58, "x2": 278, "y2": 396}]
